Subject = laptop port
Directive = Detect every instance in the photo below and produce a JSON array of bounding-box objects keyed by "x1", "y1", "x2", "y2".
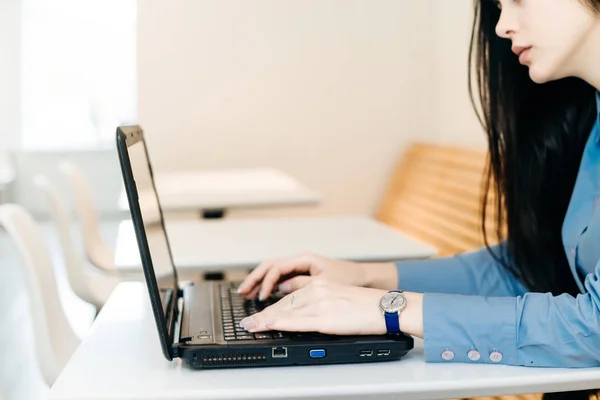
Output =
[
  {"x1": 377, "y1": 349, "x2": 391, "y2": 356},
  {"x1": 272, "y1": 346, "x2": 288, "y2": 358},
  {"x1": 309, "y1": 349, "x2": 326, "y2": 358},
  {"x1": 359, "y1": 350, "x2": 373, "y2": 357}
]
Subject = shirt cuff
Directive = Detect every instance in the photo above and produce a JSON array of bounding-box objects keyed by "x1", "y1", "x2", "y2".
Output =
[{"x1": 422, "y1": 293, "x2": 522, "y2": 365}]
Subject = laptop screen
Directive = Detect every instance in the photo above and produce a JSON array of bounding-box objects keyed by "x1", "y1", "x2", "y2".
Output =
[{"x1": 119, "y1": 127, "x2": 177, "y2": 318}]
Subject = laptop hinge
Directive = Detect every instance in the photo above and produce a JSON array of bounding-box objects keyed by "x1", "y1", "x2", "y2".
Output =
[
  {"x1": 170, "y1": 295, "x2": 188, "y2": 359},
  {"x1": 172, "y1": 337, "x2": 192, "y2": 359},
  {"x1": 171, "y1": 344, "x2": 180, "y2": 358}
]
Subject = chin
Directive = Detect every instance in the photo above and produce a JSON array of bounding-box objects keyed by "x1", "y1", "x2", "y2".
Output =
[{"x1": 527, "y1": 62, "x2": 563, "y2": 84}]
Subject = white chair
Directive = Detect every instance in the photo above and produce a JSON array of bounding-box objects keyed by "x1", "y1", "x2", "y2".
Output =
[
  {"x1": 0, "y1": 152, "x2": 15, "y2": 204},
  {"x1": 58, "y1": 162, "x2": 117, "y2": 274},
  {"x1": 34, "y1": 176, "x2": 119, "y2": 310},
  {"x1": 0, "y1": 204, "x2": 80, "y2": 387}
]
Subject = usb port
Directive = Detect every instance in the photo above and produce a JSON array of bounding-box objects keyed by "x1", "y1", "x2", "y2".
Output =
[
  {"x1": 377, "y1": 349, "x2": 391, "y2": 356},
  {"x1": 359, "y1": 350, "x2": 373, "y2": 357}
]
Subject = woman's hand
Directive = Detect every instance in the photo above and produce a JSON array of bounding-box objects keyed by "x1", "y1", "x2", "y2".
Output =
[
  {"x1": 237, "y1": 252, "x2": 398, "y2": 301},
  {"x1": 239, "y1": 280, "x2": 424, "y2": 337}
]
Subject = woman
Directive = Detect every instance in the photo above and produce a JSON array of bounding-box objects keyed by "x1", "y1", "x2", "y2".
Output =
[{"x1": 238, "y1": 0, "x2": 600, "y2": 399}]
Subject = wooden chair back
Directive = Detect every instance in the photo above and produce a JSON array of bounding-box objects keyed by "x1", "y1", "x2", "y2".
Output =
[{"x1": 377, "y1": 142, "x2": 503, "y2": 256}]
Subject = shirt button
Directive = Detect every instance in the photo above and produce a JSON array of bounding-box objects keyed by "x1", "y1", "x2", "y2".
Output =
[
  {"x1": 489, "y1": 350, "x2": 503, "y2": 363},
  {"x1": 441, "y1": 349, "x2": 455, "y2": 361},
  {"x1": 467, "y1": 349, "x2": 481, "y2": 361},
  {"x1": 571, "y1": 247, "x2": 576, "y2": 258}
]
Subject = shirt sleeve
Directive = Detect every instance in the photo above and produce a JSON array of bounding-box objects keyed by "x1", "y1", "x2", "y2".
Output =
[
  {"x1": 423, "y1": 259, "x2": 600, "y2": 367},
  {"x1": 396, "y1": 241, "x2": 528, "y2": 297}
]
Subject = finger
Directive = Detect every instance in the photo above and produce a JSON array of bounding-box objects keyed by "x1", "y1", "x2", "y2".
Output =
[
  {"x1": 243, "y1": 315, "x2": 322, "y2": 333},
  {"x1": 243, "y1": 285, "x2": 261, "y2": 300},
  {"x1": 270, "y1": 281, "x2": 320, "y2": 312},
  {"x1": 237, "y1": 260, "x2": 276, "y2": 294},
  {"x1": 242, "y1": 290, "x2": 313, "y2": 332},
  {"x1": 278, "y1": 275, "x2": 312, "y2": 294},
  {"x1": 258, "y1": 257, "x2": 312, "y2": 300},
  {"x1": 271, "y1": 291, "x2": 308, "y2": 313}
]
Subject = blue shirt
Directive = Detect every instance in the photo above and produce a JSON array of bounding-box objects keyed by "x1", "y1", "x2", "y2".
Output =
[{"x1": 396, "y1": 91, "x2": 600, "y2": 367}]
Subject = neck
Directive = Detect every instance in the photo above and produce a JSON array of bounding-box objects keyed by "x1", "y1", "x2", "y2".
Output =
[{"x1": 577, "y1": 22, "x2": 600, "y2": 92}]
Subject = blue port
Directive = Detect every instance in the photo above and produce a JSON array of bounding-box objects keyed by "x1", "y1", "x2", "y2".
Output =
[{"x1": 309, "y1": 349, "x2": 326, "y2": 358}]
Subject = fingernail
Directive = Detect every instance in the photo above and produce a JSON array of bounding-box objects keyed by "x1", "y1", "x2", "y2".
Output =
[
  {"x1": 278, "y1": 283, "x2": 291, "y2": 292},
  {"x1": 237, "y1": 284, "x2": 245, "y2": 293},
  {"x1": 258, "y1": 293, "x2": 265, "y2": 301},
  {"x1": 240, "y1": 318, "x2": 256, "y2": 331}
]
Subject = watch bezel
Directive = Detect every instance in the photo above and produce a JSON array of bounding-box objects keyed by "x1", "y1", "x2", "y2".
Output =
[{"x1": 379, "y1": 291, "x2": 407, "y2": 314}]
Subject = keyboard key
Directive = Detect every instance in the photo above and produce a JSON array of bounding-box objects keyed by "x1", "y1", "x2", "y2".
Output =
[
  {"x1": 273, "y1": 332, "x2": 289, "y2": 339},
  {"x1": 224, "y1": 336, "x2": 236, "y2": 341},
  {"x1": 236, "y1": 334, "x2": 253, "y2": 340},
  {"x1": 254, "y1": 333, "x2": 272, "y2": 340}
]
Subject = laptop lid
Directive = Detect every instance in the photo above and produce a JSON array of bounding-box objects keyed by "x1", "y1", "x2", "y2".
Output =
[{"x1": 116, "y1": 125, "x2": 180, "y2": 361}]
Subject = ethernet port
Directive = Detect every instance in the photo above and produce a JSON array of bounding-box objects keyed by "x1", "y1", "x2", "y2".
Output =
[{"x1": 272, "y1": 346, "x2": 288, "y2": 358}]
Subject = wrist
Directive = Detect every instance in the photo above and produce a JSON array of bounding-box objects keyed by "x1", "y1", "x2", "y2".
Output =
[
  {"x1": 362, "y1": 262, "x2": 398, "y2": 290},
  {"x1": 398, "y1": 292, "x2": 423, "y2": 338},
  {"x1": 378, "y1": 290, "x2": 423, "y2": 338}
]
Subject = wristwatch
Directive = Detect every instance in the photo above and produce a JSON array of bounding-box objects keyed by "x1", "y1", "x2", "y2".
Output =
[{"x1": 379, "y1": 290, "x2": 407, "y2": 335}]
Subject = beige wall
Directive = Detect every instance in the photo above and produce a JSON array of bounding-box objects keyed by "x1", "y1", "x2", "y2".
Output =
[
  {"x1": 431, "y1": 0, "x2": 486, "y2": 147},
  {"x1": 138, "y1": 0, "x2": 437, "y2": 217},
  {"x1": 137, "y1": 0, "x2": 487, "y2": 218}
]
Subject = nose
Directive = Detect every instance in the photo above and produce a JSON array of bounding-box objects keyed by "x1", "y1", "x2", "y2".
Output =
[{"x1": 495, "y1": 8, "x2": 518, "y2": 39}]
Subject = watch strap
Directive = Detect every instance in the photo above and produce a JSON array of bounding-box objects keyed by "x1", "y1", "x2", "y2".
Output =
[
  {"x1": 384, "y1": 290, "x2": 403, "y2": 335},
  {"x1": 384, "y1": 311, "x2": 401, "y2": 334}
]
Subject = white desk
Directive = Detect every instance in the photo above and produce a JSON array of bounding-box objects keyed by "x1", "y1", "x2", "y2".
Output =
[
  {"x1": 114, "y1": 216, "x2": 437, "y2": 274},
  {"x1": 49, "y1": 282, "x2": 600, "y2": 400},
  {"x1": 117, "y1": 168, "x2": 321, "y2": 217}
]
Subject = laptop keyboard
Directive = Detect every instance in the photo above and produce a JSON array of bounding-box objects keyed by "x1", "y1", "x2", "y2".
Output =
[{"x1": 219, "y1": 282, "x2": 289, "y2": 341}]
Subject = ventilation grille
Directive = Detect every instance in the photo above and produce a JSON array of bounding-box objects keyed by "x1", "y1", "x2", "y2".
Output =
[{"x1": 200, "y1": 352, "x2": 267, "y2": 366}]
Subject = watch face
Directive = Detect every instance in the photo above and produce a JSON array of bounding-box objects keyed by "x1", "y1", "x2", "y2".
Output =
[{"x1": 380, "y1": 291, "x2": 407, "y2": 313}]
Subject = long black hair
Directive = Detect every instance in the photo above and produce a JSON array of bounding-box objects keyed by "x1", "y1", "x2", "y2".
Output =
[{"x1": 469, "y1": 1, "x2": 599, "y2": 399}]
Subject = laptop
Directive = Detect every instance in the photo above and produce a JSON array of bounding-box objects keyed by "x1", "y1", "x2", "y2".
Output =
[{"x1": 115, "y1": 125, "x2": 414, "y2": 369}]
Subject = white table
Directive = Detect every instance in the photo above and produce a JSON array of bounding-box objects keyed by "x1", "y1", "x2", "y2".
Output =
[
  {"x1": 49, "y1": 282, "x2": 600, "y2": 400},
  {"x1": 117, "y1": 168, "x2": 321, "y2": 218},
  {"x1": 113, "y1": 216, "x2": 437, "y2": 275}
]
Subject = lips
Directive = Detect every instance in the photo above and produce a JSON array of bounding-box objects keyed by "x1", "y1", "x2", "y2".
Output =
[{"x1": 512, "y1": 46, "x2": 532, "y2": 58}]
